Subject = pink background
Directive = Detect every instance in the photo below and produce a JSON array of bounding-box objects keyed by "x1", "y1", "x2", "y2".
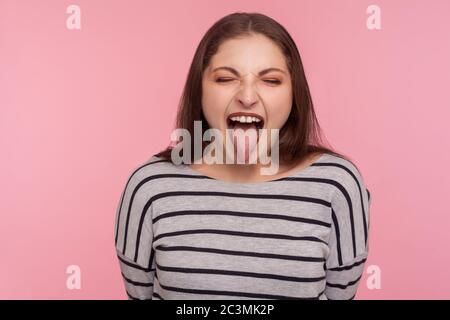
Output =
[{"x1": 1, "y1": 0, "x2": 449, "y2": 299}]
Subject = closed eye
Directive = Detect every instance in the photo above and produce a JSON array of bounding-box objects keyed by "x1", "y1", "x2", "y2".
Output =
[
  {"x1": 263, "y1": 79, "x2": 281, "y2": 84},
  {"x1": 215, "y1": 78, "x2": 234, "y2": 83},
  {"x1": 215, "y1": 78, "x2": 282, "y2": 84}
]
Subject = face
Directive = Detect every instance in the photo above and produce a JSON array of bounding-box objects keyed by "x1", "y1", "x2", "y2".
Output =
[{"x1": 201, "y1": 33, "x2": 293, "y2": 161}]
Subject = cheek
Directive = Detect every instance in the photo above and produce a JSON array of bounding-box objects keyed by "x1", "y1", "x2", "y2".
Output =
[
  {"x1": 265, "y1": 88, "x2": 293, "y2": 128},
  {"x1": 201, "y1": 85, "x2": 230, "y2": 127}
]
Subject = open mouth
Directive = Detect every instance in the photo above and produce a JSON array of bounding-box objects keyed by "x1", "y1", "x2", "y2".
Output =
[
  {"x1": 225, "y1": 113, "x2": 266, "y2": 162},
  {"x1": 226, "y1": 114, "x2": 265, "y2": 131}
]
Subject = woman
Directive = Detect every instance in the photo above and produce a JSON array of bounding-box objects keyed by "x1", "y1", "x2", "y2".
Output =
[{"x1": 114, "y1": 12, "x2": 371, "y2": 300}]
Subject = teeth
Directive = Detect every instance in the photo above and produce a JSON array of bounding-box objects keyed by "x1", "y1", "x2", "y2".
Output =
[{"x1": 229, "y1": 116, "x2": 262, "y2": 124}]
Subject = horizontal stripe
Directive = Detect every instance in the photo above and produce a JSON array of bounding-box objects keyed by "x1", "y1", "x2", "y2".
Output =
[
  {"x1": 117, "y1": 254, "x2": 155, "y2": 273},
  {"x1": 328, "y1": 257, "x2": 367, "y2": 271},
  {"x1": 326, "y1": 274, "x2": 363, "y2": 289},
  {"x1": 158, "y1": 281, "x2": 325, "y2": 300},
  {"x1": 153, "y1": 210, "x2": 331, "y2": 227},
  {"x1": 150, "y1": 190, "x2": 332, "y2": 206},
  {"x1": 154, "y1": 228, "x2": 328, "y2": 245},
  {"x1": 121, "y1": 273, "x2": 153, "y2": 287},
  {"x1": 156, "y1": 262, "x2": 326, "y2": 283},
  {"x1": 155, "y1": 245, "x2": 325, "y2": 262}
]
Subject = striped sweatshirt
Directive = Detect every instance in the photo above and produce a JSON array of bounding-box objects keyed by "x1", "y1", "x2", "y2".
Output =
[{"x1": 114, "y1": 152, "x2": 371, "y2": 300}]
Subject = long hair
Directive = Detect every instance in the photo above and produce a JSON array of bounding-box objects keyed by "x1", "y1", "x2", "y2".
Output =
[{"x1": 155, "y1": 12, "x2": 351, "y2": 165}]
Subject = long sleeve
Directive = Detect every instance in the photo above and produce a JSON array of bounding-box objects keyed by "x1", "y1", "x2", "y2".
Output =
[
  {"x1": 325, "y1": 165, "x2": 371, "y2": 300},
  {"x1": 114, "y1": 165, "x2": 156, "y2": 300},
  {"x1": 116, "y1": 249, "x2": 155, "y2": 300}
]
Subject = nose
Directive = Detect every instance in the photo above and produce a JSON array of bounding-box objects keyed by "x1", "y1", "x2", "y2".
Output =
[{"x1": 236, "y1": 78, "x2": 259, "y2": 108}]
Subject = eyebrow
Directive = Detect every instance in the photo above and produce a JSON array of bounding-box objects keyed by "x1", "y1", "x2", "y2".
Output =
[{"x1": 211, "y1": 66, "x2": 287, "y2": 76}]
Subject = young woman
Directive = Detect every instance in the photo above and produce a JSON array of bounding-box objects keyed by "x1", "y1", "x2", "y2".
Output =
[{"x1": 114, "y1": 12, "x2": 371, "y2": 300}]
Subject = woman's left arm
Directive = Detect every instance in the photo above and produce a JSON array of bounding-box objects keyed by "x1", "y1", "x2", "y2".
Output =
[{"x1": 325, "y1": 164, "x2": 372, "y2": 300}]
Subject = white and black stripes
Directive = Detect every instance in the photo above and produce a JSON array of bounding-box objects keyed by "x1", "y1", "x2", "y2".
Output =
[
  {"x1": 154, "y1": 210, "x2": 331, "y2": 228},
  {"x1": 116, "y1": 159, "x2": 368, "y2": 264},
  {"x1": 115, "y1": 159, "x2": 172, "y2": 246},
  {"x1": 324, "y1": 255, "x2": 367, "y2": 299},
  {"x1": 154, "y1": 229, "x2": 329, "y2": 245},
  {"x1": 120, "y1": 174, "x2": 209, "y2": 254},
  {"x1": 331, "y1": 208, "x2": 343, "y2": 265},
  {"x1": 126, "y1": 190, "x2": 332, "y2": 264},
  {"x1": 114, "y1": 153, "x2": 371, "y2": 300},
  {"x1": 117, "y1": 250, "x2": 156, "y2": 300},
  {"x1": 275, "y1": 175, "x2": 369, "y2": 261},
  {"x1": 311, "y1": 161, "x2": 370, "y2": 249}
]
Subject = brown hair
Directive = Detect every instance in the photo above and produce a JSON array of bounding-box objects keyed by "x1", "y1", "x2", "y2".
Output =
[{"x1": 155, "y1": 12, "x2": 351, "y2": 165}]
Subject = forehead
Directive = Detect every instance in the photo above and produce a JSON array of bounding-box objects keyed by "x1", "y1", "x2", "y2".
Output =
[{"x1": 207, "y1": 34, "x2": 288, "y2": 72}]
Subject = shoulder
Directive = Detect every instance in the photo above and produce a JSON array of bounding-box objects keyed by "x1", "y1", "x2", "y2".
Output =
[
  {"x1": 117, "y1": 154, "x2": 184, "y2": 205},
  {"x1": 319, "y1": 153, "x2": 367, "y2": 183},
  {"x1": 115, "y1": 155, "x2": 175, "y2": 242},
  {"x1": 317, "y1": 153, "x2": 371, "y2": 205},
  {"x1": 123, "y1": 154, "x2": 177, "y2": 185}
]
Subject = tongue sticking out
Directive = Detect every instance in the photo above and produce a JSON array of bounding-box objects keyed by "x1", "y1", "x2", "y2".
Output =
[{"x1": 230, "y1": 122, "x2": 259, "y2": 163}]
